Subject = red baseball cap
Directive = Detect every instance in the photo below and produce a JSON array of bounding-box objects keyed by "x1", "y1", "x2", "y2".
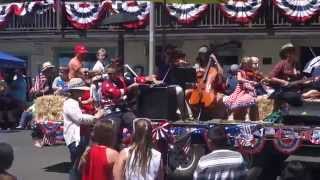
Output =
[{"x1": 74, "y1": 43, "x2": 88, "y2": 54}]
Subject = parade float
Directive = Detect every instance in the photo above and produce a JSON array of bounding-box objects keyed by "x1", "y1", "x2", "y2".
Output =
[{"x1": 33, "y1": 95, "x2": 65, "y2": 146}]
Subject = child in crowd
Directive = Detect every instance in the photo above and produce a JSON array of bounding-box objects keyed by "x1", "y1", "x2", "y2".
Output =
[
  {"x1": 0, "y1": 142, "x2": 16, "y2": 180},
  {"x1": 79, "y1": 120, "x2": 119, "y2": 180},
  {"x1": 113, "y1": 118, "x2": 163, "y2": 180}
]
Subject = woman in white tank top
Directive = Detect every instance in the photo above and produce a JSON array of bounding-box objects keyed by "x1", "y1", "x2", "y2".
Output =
[{"x1": 113, "y1": 118, "x2": 164, "y2": 180}]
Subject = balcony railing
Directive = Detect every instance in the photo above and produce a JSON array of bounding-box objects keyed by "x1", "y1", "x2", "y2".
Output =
[{"x1": 2, "y1": 1, "x2": 320, "y2": 34}]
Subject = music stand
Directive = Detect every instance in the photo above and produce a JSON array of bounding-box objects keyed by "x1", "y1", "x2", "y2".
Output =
[{"x1": 167, "y1": 67, "x2": 197, "y2": 90}]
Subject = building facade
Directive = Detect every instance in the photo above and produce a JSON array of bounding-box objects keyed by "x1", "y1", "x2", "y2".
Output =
[{"x1": 1, "y1": 1, "x2": 320, "y2": 76}]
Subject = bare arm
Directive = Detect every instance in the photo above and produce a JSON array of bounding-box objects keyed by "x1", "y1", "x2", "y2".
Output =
[
  {"x1": 269, "y1": 77, "x2": 288, "y2": 86},
  {"x1": 113, "y1": 149, "x2": 127, "y2": 180},
  {"x1": 107, "y1": 148, "x2": 120, "y2": 179},
  {"x1": 78, "y1": 147, "x2": 90, "y2": 171}
]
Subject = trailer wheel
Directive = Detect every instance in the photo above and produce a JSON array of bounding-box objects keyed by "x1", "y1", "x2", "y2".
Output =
[{"x1": 168, "y1": 144, "x2": 205, "y2": 179}]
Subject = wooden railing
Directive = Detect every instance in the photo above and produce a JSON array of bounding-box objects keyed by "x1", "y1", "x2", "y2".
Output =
[{"x1": 2, "y1": 1, "x2": 320, "y2": 34}]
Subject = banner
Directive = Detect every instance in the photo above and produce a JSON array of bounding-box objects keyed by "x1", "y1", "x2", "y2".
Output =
[
  {"x1": 220, "y1": 0, "x2": 263, "y2": 23},
  {"x1": 274, "y1": 0, "x2": 320, "y2": 23},
  {"x1": 64, "y1": 1, "x2": 110, "y2": 30},
  {"x1": 166, "y1": 4, "x2": 208, "y2": 24},
  {"x1": 111, "y1": 0, "x2": 150, "y2": 29}
]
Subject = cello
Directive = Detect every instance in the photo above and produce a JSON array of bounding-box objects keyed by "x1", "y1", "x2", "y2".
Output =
[{"x1": 189, "y1": 54, "x2": 218, "y2": 109}]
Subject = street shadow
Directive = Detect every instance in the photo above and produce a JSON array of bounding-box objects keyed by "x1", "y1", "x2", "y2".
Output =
[{"x1": 43, "y1": 162, "x2": 71, "y2": 173}]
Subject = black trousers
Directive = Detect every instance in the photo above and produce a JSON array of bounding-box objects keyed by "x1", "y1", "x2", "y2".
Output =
[{"x1": 102, "y1": 111, "x2": 136, "y2": 149}]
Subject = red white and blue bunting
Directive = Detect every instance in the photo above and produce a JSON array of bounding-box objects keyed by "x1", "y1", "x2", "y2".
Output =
[
  {"x1": 273, "y1": 0, "x2": 320, "y2": 23},
  {"x1": 64, "y1": 1, "x2": 110, "y2": 30},
  {"x1": 273, "y1": 128, "x2": 301, "y2": 154},
  {"x1": 111, "y1": 0, "x2": 150, "y2": 29},
  {"x1": 220, "y1": 0, "x2": 263, "y2": 24},
  {"x1": 235, "y1": 124, "x2": 266, "y2": 155},
  {"x1": 166, "y1": 4, "x2": 208, "y2": 25},
  {"x1": 0, "y1": 0, "x2": 55, "y2": 28}
]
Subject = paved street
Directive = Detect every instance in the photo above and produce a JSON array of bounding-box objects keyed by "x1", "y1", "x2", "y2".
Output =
[{"x1": 0, "y1": 130, "x2": 69, "y2": 180}]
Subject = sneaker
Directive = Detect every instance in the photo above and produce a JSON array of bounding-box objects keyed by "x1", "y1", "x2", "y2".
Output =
[
  {"x1": 34, "y1": 141, "x2": 43, "y2": 148},
  {"x1": 16, "y1": 125, "x2": 24, "y2": 129}
]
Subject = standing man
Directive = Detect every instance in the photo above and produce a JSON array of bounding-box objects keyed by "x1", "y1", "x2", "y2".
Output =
[
  {"x1": 92, "y1": 48, "x2": 108, "y2": 75},
  {"x1": 69, "y1": 43, "x2": 88, "y2": 80}
]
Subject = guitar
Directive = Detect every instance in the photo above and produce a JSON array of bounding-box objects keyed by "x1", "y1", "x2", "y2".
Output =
[{"x1": 286, "y1": 77, "x2": 319, "y2": 89}]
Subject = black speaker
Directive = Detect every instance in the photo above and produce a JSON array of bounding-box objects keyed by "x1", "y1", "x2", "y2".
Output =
[
  {"x1": 137, "y1": 86, "x2": 178, "y2": 121},
  {"x1": 283, "y1": 101, "x2": 320, "y2": 125}
]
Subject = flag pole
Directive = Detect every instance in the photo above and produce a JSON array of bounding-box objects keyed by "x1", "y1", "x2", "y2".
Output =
[{"x1": 149, "y1": 2, "x2": 155, "y2": 75}]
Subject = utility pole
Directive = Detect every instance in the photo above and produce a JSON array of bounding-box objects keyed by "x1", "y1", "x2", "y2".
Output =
[{"x1": 149, "y1": 2, "x2": 155, "y2": 75}]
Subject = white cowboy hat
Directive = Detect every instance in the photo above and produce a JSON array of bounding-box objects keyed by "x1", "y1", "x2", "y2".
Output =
[
  {"x1": 41, "y1": 61, "x2": 55, "y2": 72},
  {"x1": 279, "y1": 43, "x2": 295, "y2": 55},
  {"x1": 67, "y1": 78, "x2": 90, "y2": 91},
  {"x1": 198, "y1": 46, "x2": 208, "y2": 53}
]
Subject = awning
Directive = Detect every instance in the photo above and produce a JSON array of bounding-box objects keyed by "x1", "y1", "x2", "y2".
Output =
[
  {"x1": 147, "y1": 0, "x2": 222, "y2": 3},
  {"x1": 0, "y1": 51, "x2": 26, "y2": 69}
]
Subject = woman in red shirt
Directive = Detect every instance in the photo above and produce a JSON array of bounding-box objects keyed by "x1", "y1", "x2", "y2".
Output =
[{"x1": 79, "y1": 120, "x2": 119, "y2": 180}]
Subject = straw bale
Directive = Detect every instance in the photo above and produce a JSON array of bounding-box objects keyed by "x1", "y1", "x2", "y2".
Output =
[
  {"x1": 34, "y1": 95, "x2": 66, "y2": 122},
  {"x1": 257, "y1": 95, "x2": 274, "y2": 120}
]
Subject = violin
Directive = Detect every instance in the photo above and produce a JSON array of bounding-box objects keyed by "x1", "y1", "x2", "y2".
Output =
[
  {"x1": 245, "y1": 70, "x2": 267, "y2": 84},
  {"x1": 189, "y1": 54, "x2": 217, "y2": 108}
]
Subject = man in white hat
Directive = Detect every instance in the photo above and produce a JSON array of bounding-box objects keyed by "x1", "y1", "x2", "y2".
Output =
[
  {"x1": 268, "y1": 43, "x2": 302, "y2": 111},
  {"x1": 63, "y1": 78, "x2": 104, "y2": 165},
  {"x1": 29, "y1": 61, "x2": 55, "y2": 98},
  {"x1": 269, "y1": 43, "x2": 299, "y2": 87}
]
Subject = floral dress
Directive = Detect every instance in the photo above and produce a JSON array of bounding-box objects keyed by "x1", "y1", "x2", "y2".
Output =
[{"x1": 223, "y1": 70, "x2": 256, "y2": 110}]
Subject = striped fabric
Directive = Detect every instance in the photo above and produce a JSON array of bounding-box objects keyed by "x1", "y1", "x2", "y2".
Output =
[
  {"x1": 194, "y1": 149, "x2": 247, "y2": 180},
  {"x1": 30, "y1": 73, "x2": 47, "y2": 94}
]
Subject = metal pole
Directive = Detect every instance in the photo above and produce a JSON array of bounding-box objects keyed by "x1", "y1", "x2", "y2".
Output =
[{"x1": 149, "y1": 2, "x2": 155, "y2": 75}]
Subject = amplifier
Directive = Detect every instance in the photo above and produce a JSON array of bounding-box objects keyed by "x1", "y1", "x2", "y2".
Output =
[
  {"x1": 137, "y1": 85, "x2": 178, "y2": 121},
  {"x1": 282, "y1": 101, "x2": 320, "y2": 125}
]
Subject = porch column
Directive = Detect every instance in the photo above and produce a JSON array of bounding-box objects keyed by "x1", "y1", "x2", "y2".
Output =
[{"x1": 149, "y1": 2, "x2": 155, "y2": 75}]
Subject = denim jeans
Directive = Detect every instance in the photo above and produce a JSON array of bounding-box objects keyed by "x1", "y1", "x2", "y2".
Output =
[
  {"x1": 18, "y1": 111, "x2": 33, "y2": 128},
  {"x1": 67, "y1": 136, "x2": 89, "y2": 165}
]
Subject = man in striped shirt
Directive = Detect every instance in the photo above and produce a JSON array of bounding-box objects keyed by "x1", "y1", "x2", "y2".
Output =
[{"x1": 194, "y1": 126, "x2": 247, "y2": 180}]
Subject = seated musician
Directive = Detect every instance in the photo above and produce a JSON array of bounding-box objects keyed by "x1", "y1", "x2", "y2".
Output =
[
  {"x1": 268, "y1": 43, "x2": 302, "y2": 110},
  {"x1": 187, "y1": 46, "x2": 225, "y2": 120},
  {"x1": 100, "y1": 67, "x2": 139, "y2": 148},
  {"x1": 302, "y1": 60, "x2": 320, "y2": 100},
  {"x1": 269, "y1": 43, "x2": 299, "y2": 87},
  {"x1": 223, "y1": 57, "x2": 258, "y2": 121},
  {"x1": 159, "y1": 49, "x2": 194, "y2": 119}
]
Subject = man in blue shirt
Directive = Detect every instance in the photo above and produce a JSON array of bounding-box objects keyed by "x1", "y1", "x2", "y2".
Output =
[
  {"x1": 52, "y1": 66, "x2": 68, "y2": 94},
  {"x1": 9, "y1": 69, "x2": 27, "y2": 104}
]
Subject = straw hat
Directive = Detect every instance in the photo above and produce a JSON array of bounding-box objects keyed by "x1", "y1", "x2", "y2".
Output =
[
  {"x1": 67, "y1": 78, "x2": 90, "y2": 91},
  {"x1": 41, "y1": 61, "x2": 55, "y2": 72}
]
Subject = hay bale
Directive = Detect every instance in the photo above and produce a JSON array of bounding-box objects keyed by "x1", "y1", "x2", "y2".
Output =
[
  {"x1": 34, "y1": 95, "x2": 66, "y2": 123},
  {"x1": 256, "y1": 95, "x2": 274, "y2": 120}
]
